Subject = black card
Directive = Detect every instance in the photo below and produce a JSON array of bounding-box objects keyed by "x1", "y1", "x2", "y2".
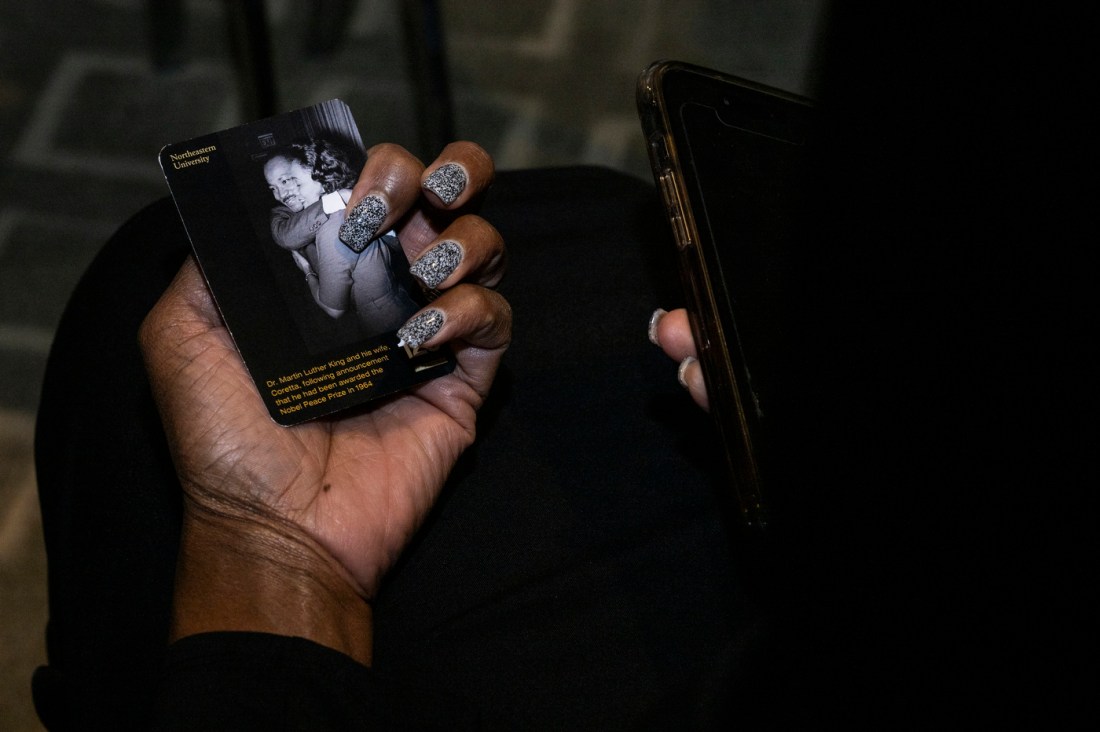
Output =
[{"x1": 160, "y1": 99, "x2": 454, "y2": 425}]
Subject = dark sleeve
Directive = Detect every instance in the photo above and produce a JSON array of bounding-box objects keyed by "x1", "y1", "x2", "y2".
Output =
[{"x1": 153, "y1": 633, "x2": 476, "y2": 731}]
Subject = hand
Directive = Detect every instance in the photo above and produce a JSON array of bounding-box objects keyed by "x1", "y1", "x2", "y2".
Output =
[
  {"x1": 140, "y1": 142, "x2": 508, "y2": 663},
  {"x1": 289, "y1": 248, "x2": 315, "y2": 277},
  {"x1": 649, "y1": 308, "x2": 709, "y2": 411}
]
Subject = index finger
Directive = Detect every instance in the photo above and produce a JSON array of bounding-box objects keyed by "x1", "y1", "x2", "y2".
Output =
[{"x1": 340, "y1": 143, "x2": 425, "y2": 252}]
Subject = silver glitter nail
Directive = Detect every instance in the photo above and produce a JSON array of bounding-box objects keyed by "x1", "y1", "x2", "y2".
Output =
[
  {"x1": 648, "y1": 308, "x2": 668, "y2": 346},
  {"x1": 409, "y1": 240, "x2": 463, "y2": 288},
  {"x1": 339, "y1": 195, "x2": 387, "y2": 252},
  {"x1": 397, "y1": 309, "x2": 445, "y2": 351},
  {"x1": 677, "y1": 356, "x2": 697, "y2": 389},
  {"x1": 423, "y1": 163, "x2": 467, "y2": 205}
]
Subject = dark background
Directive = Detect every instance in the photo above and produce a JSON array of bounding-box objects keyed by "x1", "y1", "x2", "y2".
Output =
[
  {"x1": 9, "y1": 1, "x2": 1094, "y2": 728},
  {"x1": 0, "y1": 3, "x2": 826, "y2": 728}
]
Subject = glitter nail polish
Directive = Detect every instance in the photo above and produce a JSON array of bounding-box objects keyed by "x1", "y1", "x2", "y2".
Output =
[
  {"x1": 410, "y1": 240, "x2": 463, "y2": 288},
  {"x1": 397, "y1": 309, "x2": 445, "y2": 353},
  {"x1": 339, "y1": 195, "x2": 387, "y2": 252},
  {"x1": 677, "y1": 356, "x2": 697, "y2": 389},
  {"x1": 423, "y1": 163, "x2": 467, "y2": 205},
  {"x1": 648, "y1": 308, "x2": 668, "y2": 345}
]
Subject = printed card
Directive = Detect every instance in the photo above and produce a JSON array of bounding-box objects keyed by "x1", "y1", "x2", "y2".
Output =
[{"x1": 160, "y1": 99, "x2": 454, "y2": 425}]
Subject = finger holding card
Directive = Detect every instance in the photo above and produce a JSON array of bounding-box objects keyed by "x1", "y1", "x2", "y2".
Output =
[
  {"x1": 396, "y1": 284, "x2": 511, "y2": 376},
  {"x1": 159, "y1": 99, "x2": 479, "y2": 425},
  {"x1": 369, "y1": 142, "x2": 498, "y2": 263},
  {"x1": 421, "y1": 141, "x2": 495, "y2": 208},
  {"x1": 408, "y1": 215, "x2": 506, "y2": 291},
  {"x1": 339, "y1": 143, "x2": 425, "y2": 252}
]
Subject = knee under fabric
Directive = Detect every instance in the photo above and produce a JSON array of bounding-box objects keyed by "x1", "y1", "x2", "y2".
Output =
[{"x1": 34, "y1": 167, "x2": 747, "y2": 729}]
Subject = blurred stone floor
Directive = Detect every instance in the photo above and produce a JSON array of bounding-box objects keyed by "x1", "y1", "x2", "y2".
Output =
[{"x1": 0, "y1": 1, "x2": 824, "y2": 727}]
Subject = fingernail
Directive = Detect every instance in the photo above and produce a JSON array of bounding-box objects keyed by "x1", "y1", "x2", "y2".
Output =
[
  {"x1": 397, "y1": 309, "x2": 445, "y2": 353},
  {"x1": 648, "y1": 308, "x2": 668, "y2": 345},
  {"x1": 410, "y1": 240, "x2": 463, "y2": 288},
  {"x1": 339, "y1": 195, "x2": 387, "y2": 252},
  {"x1": 677, "y1": 356, "x2": 698, "y2": 389},
  {"x1": 423, "y1": 163, "x2": 467, "y2": 205}
]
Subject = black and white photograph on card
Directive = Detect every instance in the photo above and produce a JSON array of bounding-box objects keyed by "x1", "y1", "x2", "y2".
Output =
[{"x1": 159, "y1": 99, "x2": 454, "y2": 426}]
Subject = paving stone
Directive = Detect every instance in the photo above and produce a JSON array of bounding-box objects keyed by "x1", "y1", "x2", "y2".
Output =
[
  {"x1": 0, "y1": 211, "x2": 113, "y2": 329},
  {"x1": 51, "y1": 61, "x2": 238, "y2": 160},
  {"x1": 14, "y1": 53, "x2": 238, "y2": 183}
]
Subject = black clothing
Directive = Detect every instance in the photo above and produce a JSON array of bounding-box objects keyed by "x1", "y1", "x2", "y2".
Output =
[
  {"x1": 34, "y1": 6, "x2": 1093, "y2": 727},
  {"x1": 34, "y1": 167, "x2": 750, "y2": 730}
]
